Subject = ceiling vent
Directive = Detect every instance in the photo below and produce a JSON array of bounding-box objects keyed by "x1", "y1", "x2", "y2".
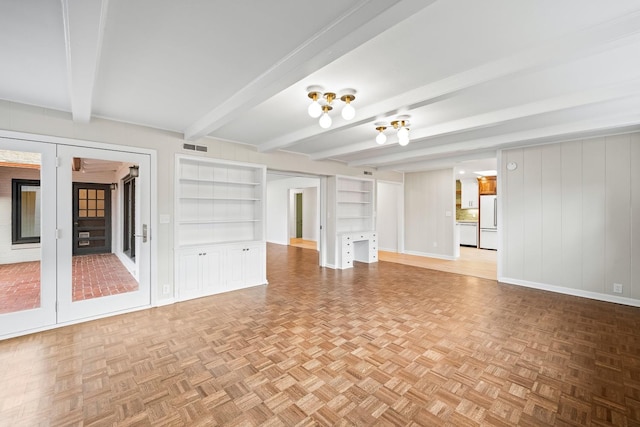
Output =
[{"x1": 183, "y1": 143, "x2": 208, "y2": 152}]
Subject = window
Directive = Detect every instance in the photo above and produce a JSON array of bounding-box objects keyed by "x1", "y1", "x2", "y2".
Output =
[{"x1": 12, "y1": 179, "x2": 41, "y2": 244}]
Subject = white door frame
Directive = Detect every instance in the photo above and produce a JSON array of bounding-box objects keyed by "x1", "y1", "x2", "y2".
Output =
[{"x1": 266, "y1": 170, "x2": 326, "y2": 267}]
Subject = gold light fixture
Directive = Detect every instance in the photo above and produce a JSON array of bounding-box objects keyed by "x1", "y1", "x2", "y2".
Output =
[
  {"x1": 306, "y1": 86, "x2": 357, "y2": 127},
  {"x1": 374, "y1": 116, "x2": 411, "y2": 146}
]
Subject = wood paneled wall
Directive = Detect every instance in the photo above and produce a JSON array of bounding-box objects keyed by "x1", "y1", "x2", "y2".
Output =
[
  {"x1": 501, "y1": 133, "x2": 640, "y2": 304},
  {"x1": 404, "y1": 169, "x2": 456, "y2": 259}
]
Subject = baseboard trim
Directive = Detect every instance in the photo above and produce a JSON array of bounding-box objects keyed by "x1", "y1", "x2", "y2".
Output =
[
  {"x1": 403, "y1": 250, "x2": 457, "y2": 261},
  {"x1": 499, "y1": 276, "x2": 640, "y2": 308}
]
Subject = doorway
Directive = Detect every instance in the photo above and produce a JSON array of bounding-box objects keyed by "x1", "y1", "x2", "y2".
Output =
[
  {"x1": 0, "y1": 137, "x2": 153, "y2": 338},
  {"x1": 265, "y1": 171, "x2": 325, "y2": 265}
]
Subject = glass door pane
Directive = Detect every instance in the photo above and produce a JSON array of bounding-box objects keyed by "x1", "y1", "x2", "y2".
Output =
[
  {"x1": 0, "y1": 139, "x2": 56, "y2": 338},
  {"x1": 57, "y1": 146, "x2": 151, "y2": 323}
]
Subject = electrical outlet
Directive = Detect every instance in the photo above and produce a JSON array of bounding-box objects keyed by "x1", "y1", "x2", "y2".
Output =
[
  {"x1": 613, "y1": 283, "x2": 623, "y2": 294},
  {"x1": 433, "y1": 241, "x2": 438, "y2": 248},
  {"x1": 163, "y1": 284, "x2": 170, "y2": 294}
]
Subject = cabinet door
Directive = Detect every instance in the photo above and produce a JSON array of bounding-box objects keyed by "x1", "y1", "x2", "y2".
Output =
[
  {"x1": 226, "y1": 247, "x2": 245, "y2": 291},
  {"x1": 178, "y1": 251, "x2": 200, "y2": 300},
  {"x1": 200, "y1": 249, "x2": 224, "y2": 295},
  {"x1": 479, "y1": 177, "x2": 497, "y2": 195},
  {"x1": 243, "y1": 244, "x2": 264, "y2": 287},
  {"x1": 461, "y1": 179, "x2": 479, "y2": 209}
]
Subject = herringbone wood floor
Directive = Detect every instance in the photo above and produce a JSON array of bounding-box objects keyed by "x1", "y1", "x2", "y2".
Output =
[{"x1": 0, "y1": 243, "x2": 639, "y2": 426}]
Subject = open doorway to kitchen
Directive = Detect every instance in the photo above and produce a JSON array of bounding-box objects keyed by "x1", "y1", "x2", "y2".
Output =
[{"x1": 454, "y1": 157, "x2": 498, "y2": 278}]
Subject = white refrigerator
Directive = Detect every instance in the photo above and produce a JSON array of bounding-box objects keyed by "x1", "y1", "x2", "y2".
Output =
[{"x1": 479, "y1": 195, "x2": 498, "y2": 250}]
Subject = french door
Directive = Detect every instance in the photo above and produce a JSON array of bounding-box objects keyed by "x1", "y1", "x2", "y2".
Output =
[
  {"x1": 57, "y1": 145, "x2": 151, "y2": 323},
  {"x1": 0, "y1": 139, "x2": 57, "y2": 336},
  {"x1": 0, "y1": 138, "x2": 151, "y2": 337}
]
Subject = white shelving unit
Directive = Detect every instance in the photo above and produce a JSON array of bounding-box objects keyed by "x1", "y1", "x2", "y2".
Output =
[
  {"x1": 175, "y1": 155, "x2": 267, "y2": 300},
  {"x1": 327, "y1": 175, "x2": 377, "y2": 269}
]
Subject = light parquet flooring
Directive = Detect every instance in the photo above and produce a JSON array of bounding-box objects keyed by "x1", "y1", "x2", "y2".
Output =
[
  {"x1": 379, "y1": 247, "x2": 497, "y2": 281},
  {"x1": 289, "y1": 238, "x2": 318, "y2": 251},
  {"x1": 1, "y1": 243, "x2": 639, "y2": 426}
]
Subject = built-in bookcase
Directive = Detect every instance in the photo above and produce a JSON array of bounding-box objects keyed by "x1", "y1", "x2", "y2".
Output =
[
  {"x1": 174, "y1": 155, "x2": 267, "y2": 301},
  {"x1": 327, "y1": 175, "x2": 377, "y2": 269},
  {"x1": 335, "y1": 176, "x2": 374, "y2": 233},
  {"x1": 175, "y1": 156, "x2": 265, "y2": 247}
]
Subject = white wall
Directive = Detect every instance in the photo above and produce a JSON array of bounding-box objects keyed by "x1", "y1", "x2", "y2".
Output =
[
  {"x1": 0, "y1": 100, "x2": 402, "y2": 301},
  {"x1": 404, "y1": 169, "x2": 456, "y2": 259},
  {"x1": 500, "y1": 133, "x2": 640, "y2": 306},
  {"x1": 302, "y1": 187, "x2": 317, "y2": 240},
  {"x1": 377, "y1": 181, "x2": 403, "y2": 252},
  {"x1": 266, "y1": 176, "x2": 320, "y2": 246}
]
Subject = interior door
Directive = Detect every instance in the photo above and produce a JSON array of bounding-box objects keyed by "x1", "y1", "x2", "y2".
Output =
[
  {"x1": 0, "y1": 138, "x2": 57, "y2": 337},
  {"x1": 56, "y1": 145, "x2": 151, "y2": 323}
]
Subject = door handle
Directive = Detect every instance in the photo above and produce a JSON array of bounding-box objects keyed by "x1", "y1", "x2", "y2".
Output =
[{"x1": 134, "y1": 224, "x2": 148, "y2": 243}]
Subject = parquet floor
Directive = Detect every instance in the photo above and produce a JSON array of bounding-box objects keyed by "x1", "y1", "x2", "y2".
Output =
[{"x1": 1, "y1": 243, "x2": 639, "y2": 426}]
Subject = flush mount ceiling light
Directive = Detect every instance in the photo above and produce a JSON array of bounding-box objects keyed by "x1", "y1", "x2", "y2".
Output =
[
  {"x1": 306, "y1": 86, "x2": 357, "y2": 127},
  {"x1": 374, "y1": 115, "x2": 411, "y2": 146}
]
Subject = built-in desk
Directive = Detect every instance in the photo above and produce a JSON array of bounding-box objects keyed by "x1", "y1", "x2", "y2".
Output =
[{"x1": 338, "y1": 231, "x2": 377, "y2": 269}]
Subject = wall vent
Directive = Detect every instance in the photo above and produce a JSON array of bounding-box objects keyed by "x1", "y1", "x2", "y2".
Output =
[
  {"x1": 183, "y1": 143, "x2": 208, "y2": 152},
  {"x1": 363, "y1": 171, "x2": 373, "y2": 176}
]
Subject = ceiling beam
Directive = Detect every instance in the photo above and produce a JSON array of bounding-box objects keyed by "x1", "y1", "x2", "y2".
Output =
[
  {"x1": 259, "y1": 10, "x2": 640, "y2": 154},
  {"x1": 184, "y1": 0, "x2": 433, "y2": 142},
  {"x1": 375, "y1": 109, "x2": 640, "y2": 172},
  {"x1": 61, "y1": 0, "x2": 108, "y2": 123},
  {"x1": 343, "y1": 80, "x2": 640, "y2": 166}
]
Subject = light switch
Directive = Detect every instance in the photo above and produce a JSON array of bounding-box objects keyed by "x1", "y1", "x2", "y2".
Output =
[
  {"x1": 445, "y1": 211, "x2": 452, "y2": 217},
  {"x1": 160, "y1": 214, "x2": 171, "y2": 224}
]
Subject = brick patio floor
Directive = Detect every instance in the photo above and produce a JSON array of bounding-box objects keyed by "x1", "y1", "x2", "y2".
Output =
[{"x1": 0, "y1": 253, "x2": 139, "y2": 314}]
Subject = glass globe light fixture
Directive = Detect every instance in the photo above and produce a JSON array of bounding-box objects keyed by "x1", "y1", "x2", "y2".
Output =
[
  {"x1": 319, "y1": 105, "x2": 333, "y2": 129},
  {"x1": 397, "y1": 126, "x2": 410, "y2": 146},
  {"x1": 375, "y1": 126, "x2": 387, "y2": 145}
]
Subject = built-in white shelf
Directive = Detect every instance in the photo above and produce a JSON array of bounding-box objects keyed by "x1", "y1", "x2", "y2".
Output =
[
  {"x1": 327, "y1": 175, "x2": 377, "y2": 270},
  {"x1": 174, "y1": 155, "x2": 268, "y2": 302}
]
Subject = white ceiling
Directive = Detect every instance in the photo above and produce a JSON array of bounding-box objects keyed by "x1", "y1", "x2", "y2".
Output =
[{"x1": 2, "y1": 0, "x2": 640, "y2": 173}]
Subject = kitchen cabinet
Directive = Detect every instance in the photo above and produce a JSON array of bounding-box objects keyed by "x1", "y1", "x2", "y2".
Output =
[
  {"x1": 460, "y1": 178, "x2": 479, "y2": 209},
  {"x1": 479, "y1": 176, "x2": 497, "y2": 195},
  {"x1": 458, "y1": 222, "x2": 477, "y2": 246}
]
